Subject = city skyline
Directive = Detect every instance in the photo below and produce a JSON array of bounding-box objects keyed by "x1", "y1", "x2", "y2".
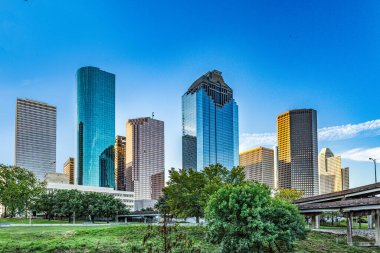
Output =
[{"x1": 1, "y1": 1, "x2": 380, "y2": 188}]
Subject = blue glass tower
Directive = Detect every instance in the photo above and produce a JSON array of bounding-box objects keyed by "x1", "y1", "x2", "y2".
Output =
[
  {"x1": 77, "y1": 66, "x2": 115, "y2": 187},
  {"x1": 182, "y1": 70, "x2": 239, "y2": 171}
]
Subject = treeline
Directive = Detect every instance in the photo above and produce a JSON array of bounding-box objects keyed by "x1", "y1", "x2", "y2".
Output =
[
  {"x1": 33, "y1": 190, "x2": 129, "y2": 223},
  {"x1": 151, "y1": 164, "x2": 307, "y2": 252},
  {"x1": 0, "y1": 165, "x2": 129, "y2": 222}
]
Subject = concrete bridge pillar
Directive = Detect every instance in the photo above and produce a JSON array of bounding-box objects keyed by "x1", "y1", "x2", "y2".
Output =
[
  {"x1": 346, "y1": 212, "x2": 353, "y2": 246},
  {"x1": 368, "y1": 215, "x2": 373, "y2": 229},
  {"x1": 375, "y1": 210, "x2": 380, "y2": 246},
  {"x1": 311, "y1": 215, "x2": 320, "y2": 229}
]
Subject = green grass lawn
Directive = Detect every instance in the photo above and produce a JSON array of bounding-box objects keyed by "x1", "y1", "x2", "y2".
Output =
[{"x1": 0, "y1": 225, "x2": 379, "y2": 252}]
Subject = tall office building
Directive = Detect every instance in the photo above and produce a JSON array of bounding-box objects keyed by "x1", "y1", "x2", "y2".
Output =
[
  {"x1": 239, "y1": 147, "x2": 275, "y2": 188},
  {"x1": 182, "y1": 70, "x2": 239, "y2": 171},
  {"x1": 15, "y1": 98, "x2": 56, "y2": 180},
  {"x1": 115, "y1": 136, "x2": 126, "y2": 191},
  {"x1": 77, "y1": 66, "x2": 115, "y2": 188},
  {"x1": 318, "y1": 148, "x2": 350, "y2": 194},
  {"x1": 126, "y1": 117, "x2": 164, "y2": 209},
  {"x1": 342, "y1": 167, "x2": 350, "y2": 190},
  {"x1": 64, "y1": 157, "x2": 75, "y2": 185},
  {"x1": 151, "y1": 171, "x2": 165, "y2": 200},
  {"x1": 277, "y1": 109, "x2": 319, "y2": 197}
]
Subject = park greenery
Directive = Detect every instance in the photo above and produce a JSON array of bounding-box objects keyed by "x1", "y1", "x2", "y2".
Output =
[
  {"x1": 32, "y1": 190, "x2": 129, "y2": 223},
  {"x1": 0, "y1": 164, "x2": 46, "y2": 217},
  {"x1": 157, "y1": 164, "x2": 307, "y2": 252},
  {"x1": 206, "y1": 182, "x2": 307, "y2": 252},
  {"x1": 0, "y1": 164, "x2": 129, "y2": 222}
]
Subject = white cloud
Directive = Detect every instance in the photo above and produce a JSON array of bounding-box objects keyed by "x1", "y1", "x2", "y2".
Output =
[
  {"x1": 318, "y1": 119, "x2": 380, "y2": 141},
  {"x1": 239, "y1": 119, "x2": 380, "y2": 151},
  {"x1": 340, "y1": 147, "x2": 380, "y2": 162}
]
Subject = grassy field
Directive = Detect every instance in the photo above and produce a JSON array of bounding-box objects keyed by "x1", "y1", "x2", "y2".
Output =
[{"x1": 0, "y1": 225, "x2": 379, "y2": 252}]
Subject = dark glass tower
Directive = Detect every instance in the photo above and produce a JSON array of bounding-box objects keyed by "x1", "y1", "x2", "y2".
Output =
[
  {"x1": 277, "y1": 109, "x2": 319, "y2": 197},
  {"x1": 182, "y1": 70, "x2": 239, "y2": 171},
  {"x1": 77, "y1": 66, "x2": 115, "y2": 187}
]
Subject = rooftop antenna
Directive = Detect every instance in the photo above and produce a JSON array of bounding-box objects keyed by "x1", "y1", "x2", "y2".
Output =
[{"x1": 152, "y1": 112, "x2": 154, "y2": 119}]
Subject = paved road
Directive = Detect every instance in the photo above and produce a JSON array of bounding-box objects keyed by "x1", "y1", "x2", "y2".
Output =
[{"x1": 314, "y1": 228, "x2": 376, "y2": 240}]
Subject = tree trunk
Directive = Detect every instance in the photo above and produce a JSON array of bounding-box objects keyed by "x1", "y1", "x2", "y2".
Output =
[{"x1": 196, "y1": 216, "x2": 199, "y2": 224}]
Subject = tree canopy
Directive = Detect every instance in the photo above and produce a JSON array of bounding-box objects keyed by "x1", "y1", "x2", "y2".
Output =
[
  {"x1": 163, "y1": 164, "x2": 245, "y2": 223},
  {"x1": 0, "y1": 164, "x2": 46, "y2": 217},
  {"x1": 33, "y1": 190, "x2": 129, "y2": 223},
  {"x1": 205, "y1": 182, "x2": 307, "y2": 252}
]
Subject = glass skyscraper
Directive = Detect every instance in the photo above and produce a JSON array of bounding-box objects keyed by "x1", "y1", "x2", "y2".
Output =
[
  {"x1": 77, "y1": 66, "x2": 115, "y2": 188},
  {"x1": 182, "y1": 70, "x2": 239, "y2": 171}
]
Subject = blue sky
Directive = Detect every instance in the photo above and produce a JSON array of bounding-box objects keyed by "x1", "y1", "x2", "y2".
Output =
[{"x1": 1, "y1": 0, "x2": 380, "y2": 188}]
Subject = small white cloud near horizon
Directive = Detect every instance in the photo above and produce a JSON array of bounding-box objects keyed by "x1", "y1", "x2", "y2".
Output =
[
  {"x1": 239, "y1": 119, "x2": 380, "y2": 152},
  {"x1": 340, "y1": 147, "x2": 380, "y2": 162}
]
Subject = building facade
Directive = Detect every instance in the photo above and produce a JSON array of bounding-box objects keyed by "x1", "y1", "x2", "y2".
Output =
[
  {"x1": 126, "y1": 117, "x2": 164, "y2": 209},
  {"x1": 318, "y1": 148, "x2": 348, "y2": 194},
  {"x1": 76, "y1": 66, "x2": 115, "y2": 188},
  {"x1": 115, "y1": 136, "x2": 126, "y2": 191},
  {"x1": 239, "y1": 147, "x2": 275, "y2": 188},
  {"x1": 342, "y1": 167, "x2": 350, "y2": 190},
  {"x1": 64, "y1": 157, "x2": 75, "y2": 184},
  {"x1": 277, "y1": 109, "x2": 319, "y2": 197},
  {"x1": 15, "y1": 98, "x2": 57, "y2": 180},
  {"x1": 182, "y1": 70, "x2": 239, "y2": 171},
  {"x1": 151, "y1": 171, "x2": 165, "y2": 200}
]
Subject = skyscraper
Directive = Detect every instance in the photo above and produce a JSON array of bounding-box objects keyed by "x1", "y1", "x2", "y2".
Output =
[
  {"x1": 15, "y1": 98, "x2": 56, "y2": 180},
  {"x1": 318, "y1": 148, "x2": 349, "y2": 194},
  {"x1": 182, "y1": 70, "x2": 239, "y2": 171},
  {"x1": 342, "y1": 167, "x2": 350, "y2": 190},
  {"x1": 115, "y1": 135, "x2": 126, "y2": 191},
  {"x1": 64, "y1": 157, "x2": 75, "y2": 185},
  {"x1": 126, "y1": 117, "x2": 164, "y2": 209},
  {"x1": 239, "y1": 147, "x2": 275, "y2": 188},
  {"x1": 76, "y1": 66, "x2": 115, "y2": 188},
  {"x1": 277, "y1": 109, "x2": 319, "y2": 197}
]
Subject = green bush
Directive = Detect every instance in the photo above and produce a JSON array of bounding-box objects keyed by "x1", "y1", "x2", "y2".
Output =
[{"x1": 205, "y1": 182, "x2": 307, "y2": 253}]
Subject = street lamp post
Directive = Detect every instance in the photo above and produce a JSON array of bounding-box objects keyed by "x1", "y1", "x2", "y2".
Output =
[{"x1": 369, "y1": 158, "x2": 377, "y2": 183}]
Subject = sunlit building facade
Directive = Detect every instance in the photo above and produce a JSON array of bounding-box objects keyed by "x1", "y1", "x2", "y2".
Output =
[
  {"x1": 239, "y1": 147, "x2": 275, "y2": 188},
  {"x1": 277, "y1": 109, "x2": 319, "y2": 197},
  {"x1": 76, "y1": 66, "x2": 115, "y2": 188},
  {"x1": 182, "y1": 70, "x2": 239, "y2": 171},
  {"x1": 15, "y1": 98, "x2": 57, "y2": 180},
  {"x1": 126, "y1": 117, "x2": 165, "y2": 209},
  {"x1": 63, "y1": 157, "x2": 75, "y2": 185},
  {"x1": 342, "y1": 167, "x2": 350, "y2": 190},
  {"x1": 115, "y1": 135, "x2": 126, "y2": 191},
  {"x1": 318, "y1": 148, "x2": 350, "y2": 194}
]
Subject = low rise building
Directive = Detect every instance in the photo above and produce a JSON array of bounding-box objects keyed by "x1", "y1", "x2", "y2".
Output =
[{"x1": 45, "y1": 173, "x2": 134, "y2": 210}]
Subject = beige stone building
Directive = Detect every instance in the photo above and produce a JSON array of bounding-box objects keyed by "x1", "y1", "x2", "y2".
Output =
[
  {"x1": 63, "y1": 157, "x2": 75, "y2": 184},
  {"x1": 319, "y1": 148, "x2": 350, "y2": 194},
  {"x1": 239, "y1": 147, "x2": 275, "y2": 188}
]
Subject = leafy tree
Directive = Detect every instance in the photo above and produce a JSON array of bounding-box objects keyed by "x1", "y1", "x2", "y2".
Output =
[
  {"x1": 163, "y1": 164, "x2": 246, "y2": 223},
  {"x1": 0, "y1": 165, "x2": 46, "y2": 217},
  {"x1": 274, "y1": 188, "x2": 304, "y2": 202},
  {"x1": 53, "y1": 189, "x2": 84, "y2": 222},
  {"x1": 164, "y1": 168, "x2": 207, "y2": 223},
  {"x1": 82, "y1": 192, "x2": 102, "y2": 222},
  {"x1": 205, "y1": 182, "x2": 307, "y2": 253},
  {"x1": 32, "y1": 192, "x2": 56, "y2": 220},
  {"x1": 98, "y1": 193, "x2": 127, "y2": 223}
]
